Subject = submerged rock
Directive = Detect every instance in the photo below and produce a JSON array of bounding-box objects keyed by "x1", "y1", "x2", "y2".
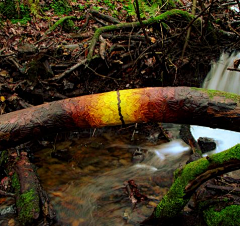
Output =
[{"x1": 197, "y1": 137, "x2": 216, "y2": 153}]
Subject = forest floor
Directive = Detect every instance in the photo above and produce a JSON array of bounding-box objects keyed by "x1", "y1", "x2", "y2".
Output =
[
  {"x1": 0, "y1": 0, "x2": 240, "y2": 225},
  {"x1": 0, "y1": 0, "x2": 239, "y2": 113}
]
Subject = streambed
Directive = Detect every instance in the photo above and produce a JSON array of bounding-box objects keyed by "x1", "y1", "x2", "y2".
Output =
[{"x1": 33, "y1": 126, "x2": 191, "y2": 226}]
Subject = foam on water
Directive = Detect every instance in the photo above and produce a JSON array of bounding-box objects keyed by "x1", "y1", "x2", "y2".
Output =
[
  {"x1": 202, "y1": 52, "x2": 240, "y2": 94},
  {"x1": 191, "y1": 125, "x2": 240, "y2": 155},
  {"x1": 192, "y1": 51, "x2": 240, "y2": 154}
]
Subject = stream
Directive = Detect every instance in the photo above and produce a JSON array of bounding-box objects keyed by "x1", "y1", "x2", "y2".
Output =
[
  {"x1": 1, "y1": 53, "x2": 240, "y2": 226},
  {"x1": 33, "y1": 52, "x2": 240, "y2": 226},
  {"x1": 34, "y1": 127, "x2": 191, "y2": 226}
]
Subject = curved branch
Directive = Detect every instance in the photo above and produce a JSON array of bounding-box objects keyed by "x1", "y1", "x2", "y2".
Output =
[
  {"x1": 153, "y1": 144, "x2": 240, "y2": 219},
  {"x1": 87, "y1": 9, "x2": 199, "y2": 61},
  {"x1": 0, "y1": 87, "x2": 240, "y2": 150},
  {"x1": 46, "y1": 16, "x2": 76, "y2": 34}
]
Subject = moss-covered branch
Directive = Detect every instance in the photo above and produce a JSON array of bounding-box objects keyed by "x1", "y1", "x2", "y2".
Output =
[
  {"x1": 87, "y1": 9, "x2": 199, "y2": 61},
  {"x1": 203, "y1": 205, "x2": 240, "y2": 226},
  {"x1": 12, "y1": 152, "x2": 55, "y2": 224},
  {"x1": 47, "y1": 16, "x2": 76, "y2": 33},
  {"x1": 153, "y1": 144, "x2": 240, "y2": 220}
]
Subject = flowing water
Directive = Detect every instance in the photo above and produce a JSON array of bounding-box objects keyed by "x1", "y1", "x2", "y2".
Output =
[
  {"x1": 34, "y1": 52, "x2": 240, "y2": 226},
  {"x1": 34, "y1": 128, "x2": 191, "y2": 226},
  {"x1": 191, "y1": 51, "x2": 240, "y2": 155},
  {"x1": 202, "y1": 52, "x2": 240, "y2": 94}
]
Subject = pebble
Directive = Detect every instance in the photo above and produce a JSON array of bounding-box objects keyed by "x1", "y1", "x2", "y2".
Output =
[
  {"x1": 0, "y1": 205, "x2": 15, "y2": 215},
  {"x1": 83, "y1": 165, "x2": 97, "y2": 173},
  {"x1": 148, "y1": 201, "x2": 158, "y2": 207},
  {"x1": 119, "y1": 159, "x2": 129, "y2": 166},
  {"x1": 56, "y1": 141, "x2": 72, "y2": 150}
]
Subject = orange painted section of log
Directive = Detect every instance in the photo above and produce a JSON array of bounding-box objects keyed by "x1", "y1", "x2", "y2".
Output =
[
  {"x1": 63, "y1": 87, "x2": 187, "y2": 127},
  {"x1": 61, "y1": 87, "x2": 240, "y2": 129},
  {"x1": 63, "y1": 91, "x2": 120, "y2": 127}
]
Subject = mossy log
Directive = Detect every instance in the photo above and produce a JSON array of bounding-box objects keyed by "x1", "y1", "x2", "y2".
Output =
[
  {"x1": 153, "y1": 144, "x2": 240, "y2": 221},
  {"x1": 90, "y1": 9, "x2": 120, "y2": 24},
  {"x1": 0, "y1": 87, "x2": 240, "y2": 150},
  {"x1": 11, "y1": 152, "x2": 55, "y2": 225},
  {"x1": 46, "y1": 16, "x2": 76, "y2": 33},
  {"x1": 203, "y1": 205, "x2": 240, "y2": 226},
  {"x1": 87, "y1": 9, "x2": 201, "y2": 61}
]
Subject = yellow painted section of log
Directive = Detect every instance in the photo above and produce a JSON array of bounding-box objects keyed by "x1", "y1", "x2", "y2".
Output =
[
  {"x1": 88, "y1": 91, "x2": 120, "y2": 127},
  {"x1": 118, "y1": 89, "x2": 143, "y2": 123}
]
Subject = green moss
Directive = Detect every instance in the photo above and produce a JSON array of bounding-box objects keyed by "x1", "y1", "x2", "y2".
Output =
[
  {"x1": 211, "y1": 144, "x2": 240, "y2": 164},
  {"x1": 11, "y1": 172, "x2": 40, "y2": 224},
  {"x1": 47, "y1": 15, "x2": 75, "y2": 33},
  {"x1": 63, "y1": 19, "x2": 75, "y2": 32},
  {"x1": 88, "y1": 9, "x2": 201, "y2": 61},
  {"x1": 173, "y1": 168, "x2": 182, "y2": 180},
  {"x1": 203, "y1": 205, "x2": 240, "y2": 226},
  {"x1": 16, "y1": 188, "x2": 40, "y2": 224},
  {"x1": 207, "y1": 90, "x2": 240, "y2": 102},
  {"x1": 11, "y1": 172, "x2": 20, "y2": 192},
  {"x1": 154, "y1": 144, "x2": 240, "y2": 219},
  {"x1": 155, "y1": 157, "x2": 210, "y2": 218},
  {"x1": 191, "y1": 87, "x2": 240, "y2": 102}
]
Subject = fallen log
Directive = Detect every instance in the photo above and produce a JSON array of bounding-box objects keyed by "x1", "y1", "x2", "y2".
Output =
[
  {"x1": 0, "y1": 87, "x2": 240, "y2": 149},
  {"x1": 141, "y1": 144, "x2": 240, "y2": 225},
  {"x1": 11, "y1": 151, "x2": 55, "y2": 225}
]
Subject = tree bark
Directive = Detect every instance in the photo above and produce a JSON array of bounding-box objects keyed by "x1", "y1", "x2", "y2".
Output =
[
  {"x1": 151, "y1": 144, "x2": 240, "y2": 221},
  {"x1": 0, "y1": 87, "x2": 240, "y2": 150},
  {"x1": 11, "y1": 151, "x2": 55, "y2": 225}
]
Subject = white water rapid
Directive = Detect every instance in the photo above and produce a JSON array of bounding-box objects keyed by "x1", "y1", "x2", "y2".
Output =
[
  {"x1": 202, "y1": 52, "x2": 240, "y2": 94},
  {"x1": 191, "y1": 52, "x2": 240, "y2": 154}
]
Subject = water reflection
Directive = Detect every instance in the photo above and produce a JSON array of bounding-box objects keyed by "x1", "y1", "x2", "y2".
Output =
[{"x1": 35, "y1": 132, "x2": 190, "y2": 226}]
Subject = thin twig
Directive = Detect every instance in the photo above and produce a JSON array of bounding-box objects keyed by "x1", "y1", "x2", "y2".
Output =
[
  {"x1": 228, "y1": 22, "x2": 240, "y2": 38},
  {"x1": 134, "y1": 0, "x2": 150, "y2": 45},
  {"x1": 0, "y1": 189, "x2": 15, "y2": 197},
  {"x1": 48, "y1": 59, "x2": 87, "y2": 81},
  {"x1": 181, "y1": 0, "x2": 197, "y2": 59},
  {"x1": 86, "y1": 65, "x2": 121, "y2": 82},
  {"x1": 166, "y1": 0, "x2": 216, "y2": 57},
  {"x1": 227, "y1": 67, "x2": 240, "y2": 72}
]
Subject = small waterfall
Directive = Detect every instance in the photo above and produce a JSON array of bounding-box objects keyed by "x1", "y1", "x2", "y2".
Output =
[
  {"x1": 191, "y1": 51, "x2": 240, "y2": 155},
  {"x1": 202, "y1": 52, "x2": 240, "y2": 94}
]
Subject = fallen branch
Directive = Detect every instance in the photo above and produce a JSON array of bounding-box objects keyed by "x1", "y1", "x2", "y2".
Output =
[
  {"x1": 0, "y1": 87, "x2": 240, "y2": 150},
  {"x1": 11, "y1": 151, "x2": 55, "y2": 225},
  {"x1": 205, "y1": 184, "x2": 240, "y2": 194},
  {"x1": 152, "y1": 144, "x2": 240, "y2": 220},
  {"x1": 227, "y1": 67, "x2": 240, "y2": 72},
  {"x1": 87, "y1": 9, "x2": 202, "y2": 61},
  {"x1": 49, "y1": 59, "x2": 87, "y2": 81},
  {"x1": 102, "y1": 33, "x2": 152, "y2": 42},
  {"x1": 86, "y1": 65, "x2": 120, "y2": 81},
  {"x1": 0, "y1": 189, "x2": 15, "y2": 197},
  {"x1": 90, "y1": 9, "x2": 120, "y2": 24},
  {"x1": 46, "y1": 16, "x2": 76, "y2": 34}
]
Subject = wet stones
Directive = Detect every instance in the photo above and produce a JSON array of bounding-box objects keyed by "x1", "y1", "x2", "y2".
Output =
[
  {"x1": 197, "y1": 137, "x2": 216, "y2": 153},
  {"x1": 151, "y1": 171, "x2": 174, "y2": 188},
  {"x1": 131, "y1": 148, "x2": 146, "y2": 164}
]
